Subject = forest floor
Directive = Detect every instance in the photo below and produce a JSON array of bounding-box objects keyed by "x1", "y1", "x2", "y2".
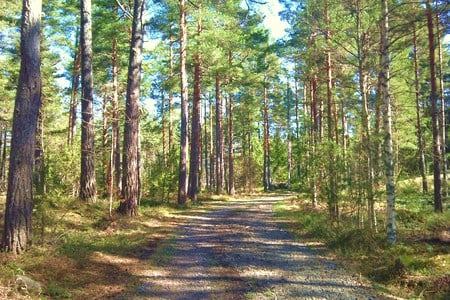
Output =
[{"x1": 1, "y1": 194, "x2": 405, "y2": 299}]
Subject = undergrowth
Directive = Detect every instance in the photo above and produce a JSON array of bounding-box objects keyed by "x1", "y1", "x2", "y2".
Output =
[
  {"x1": 0, "y1": 193, "x2": 223, "y2": 299},
  {"x1": 274, "y1": 194, "x2": 450, "y2": 300}
]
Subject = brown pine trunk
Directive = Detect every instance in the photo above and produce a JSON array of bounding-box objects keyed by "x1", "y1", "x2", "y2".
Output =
[
  {"x1": 102, "y1": 94, "x2": 109, "y2": 195},
  {"x1": 34, "y1": 109, "x2": 45, "y2": 194},
  {"x1": 2, "y1": 0, "x2": 42, "y2": 254},
  {"x1": 188, "y1": 13, "x2": 202, "y2": 201},
  {"x1": 177, "y1": 0, "x2": 188, "y2": 204},
  {"x1": 413, "y1": 24, "x2": 428, "y2": 193},
  {"x1": 325, "y1": 1, "x2": 338, "y2": 220},
  {"x1": 426, "y1": 0, "x2": 443, "y2": 213},
  {"x1": 215, "y1": 76, "x2": 224, "y2": 194},
  {"x1": 209, "y1": 96, "x2": 215, "y2": 191},
  {"x1": 80, "y1": 0, "x2": 97, "y2": 203},
  {"x1": 227, "y1": 92, "x2": 235, "y2": 195},
  {"x1": 263, "y1": 81, "x2": 271, "y2": 191},
  {"x1": 0, "y1": 128, "x2": 7, "y2": 188},
  {"x1": 119, "y1": 0, "x2": 144, "y2": 215}
]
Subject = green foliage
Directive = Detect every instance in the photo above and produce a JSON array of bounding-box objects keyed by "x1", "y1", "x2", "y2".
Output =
[{"x1": 275, "y1": 195, "x2": 450, "y2": 298}]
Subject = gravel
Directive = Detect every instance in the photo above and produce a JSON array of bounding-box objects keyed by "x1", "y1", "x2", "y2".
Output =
[{"x1": 133, "y1": 195, "x2": 398, "y2": 299}]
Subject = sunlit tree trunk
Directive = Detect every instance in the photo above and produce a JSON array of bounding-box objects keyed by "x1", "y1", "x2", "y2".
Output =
[
  {"x1": 426, "y1": 0, "x2": 443, "y2": 213},
  {"x1": 436, "y1": 14, "x2": 447, "y2": 198},
  {"x1": 381, "y1": 0, "x2": 396, "y2": 245},
  {"x1": 111, "y1": 38, "x2": 121, "y2": 195},
  {"x1": 178, "y1": 0, "x2": 188, "y2": 204},
  {"x1": 2, "y1": 0, "x2": 42, "y2": 254},
  {"x1": 119, "y1": 0, "x2": 144, "y2": 215},
  {"x1": 80, "y1": 0, "x2": 97, "y2": 203},
  {"x1": 263, "y1": 78, "x2": 271, "y2": 192}
]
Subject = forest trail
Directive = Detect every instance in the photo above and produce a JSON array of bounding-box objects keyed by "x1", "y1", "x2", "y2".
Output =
[{"x1": 128, "y1": 195, "x2": 394, "y2": 299}]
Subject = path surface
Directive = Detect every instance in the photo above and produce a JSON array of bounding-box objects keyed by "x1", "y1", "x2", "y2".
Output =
[{"x1": 133, "y1": 195, "x2": 393, "y2": 299}]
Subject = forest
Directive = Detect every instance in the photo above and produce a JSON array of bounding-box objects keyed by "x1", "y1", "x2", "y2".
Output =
[{"x1": 0, "y1": 0, "x2": 449, "y2": 299}]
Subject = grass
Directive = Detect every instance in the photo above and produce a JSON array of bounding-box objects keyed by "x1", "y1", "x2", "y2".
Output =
[
  {"x1": 273, "y1": 192, "x2": 450, "y2": 300},
  {"x1": 0, "y1": 193, "x2": 229, "y2": 299}
]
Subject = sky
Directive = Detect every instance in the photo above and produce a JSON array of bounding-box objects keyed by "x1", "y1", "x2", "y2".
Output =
[{"x1": 259, "y1": 0, "x2": 289, "y2": 40}]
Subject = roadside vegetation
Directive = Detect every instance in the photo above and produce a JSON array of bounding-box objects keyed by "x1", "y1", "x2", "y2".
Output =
[
  {"x1": 274, "y1": 182, "x2": 450, "y2": 300},
  {"x1": 0, "y1": 194, "x2": 225, "y2": 299}
]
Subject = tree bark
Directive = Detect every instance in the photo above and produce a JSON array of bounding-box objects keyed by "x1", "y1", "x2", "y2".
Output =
[
  {"x1": 80, "y1": 0, "x2": 97, "y2": 203},
  {"x1": 215, "y1": 76, "x2": 224, "y2": 194},
  {"x1": 436, "y1": 14, "x2": 447, "y2": 198},
  {"x1": 2, "y1": 0, "x2": 42, "y2": 254},
  {"x1": 119, "y1": 0, "x2": 144, "y2": 216},
  {"x1": 177, "y1": 0, "x2": 188, "y2": 204},
  {"x1": 381, "y1": 0, "x2": 396, "y2": 245},
  {"x1": 188, "y1": 13, "x2": 202, "y2": 201},
  {"x1": 263, "y1": 81, "x2": 271, "y2": 191},
  {"x1": 426, "y1": 0, "x2": 443, "y2": 213},
  {"x1": 227, "y1": 92, "x2": 235, "y2": 195}
]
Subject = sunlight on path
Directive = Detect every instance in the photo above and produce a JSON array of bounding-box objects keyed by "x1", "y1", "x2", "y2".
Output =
[{"x1": 128, "y1": 194, "x2": 395, "y2": 300}]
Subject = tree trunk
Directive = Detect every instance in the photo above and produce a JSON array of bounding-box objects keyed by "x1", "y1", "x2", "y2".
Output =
[
  {"x1": 426, "y1": 0, "x2": 443, "y2": 213},
  {"x1": 356, "y1": 0, "x2": 375, "y2": 229},
  {"x1": 2, "y1": 0, "x2": 42, "y2": 254},
  {"x1": 413, "y1": 24, "x2": 428, "y2": 194},
  {"x1": 80, "y1": 0, "x2": 97, "y2": 203},
  {"x1": 215, "y1": 76, "x2": 224, "y2": 194},
  {"x1": 263, "y1": 82, "x2": 271, "y2": 191},
  {"x1": 325, "y1": 1, "x2": 338, "y2": 220},
  {"x1": 209, "y1": 95, "x2": 215, "y2": 191},
  {"x1": 381, "y1": 0, "x2": 396, "y2": 245},
  {"x1": 188, "y1": 13, "x2": 202, "y2": 201},
  {"x1": 436, "y1": 14, "x2": 447, "y2": 198},
  {"x1": 227, "y1": 92, "x2": 235, "y2": 195},
  {"x1": 177, "y1": 0, "x2": 188, "y2": 205},
  {"x1": 119, "y1": 0, "x2": 144, "y2": 216}
]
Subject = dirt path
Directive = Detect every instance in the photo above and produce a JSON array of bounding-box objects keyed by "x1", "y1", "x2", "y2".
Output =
[{"x1": 131, "y1": 195, "x2": 393, "y2": 299}]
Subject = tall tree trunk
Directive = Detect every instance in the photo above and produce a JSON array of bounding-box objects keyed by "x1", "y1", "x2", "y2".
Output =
[
  {"x1": 188, "y1": 12, "x2": 202, "y2": 201},
  {"x1": 436, "y1": 14, "x2": 447, "y2": 198},
  {"x1": 204, "y1": 97, "x2": 209, "y2": 189},
  {"x1": 381, "y1": 0, "x2": 396, "y2": 245},
  {"x1": 263, "y1": 81, "x2": 271, "y2": 191},
  {"x1": 119, "y1": 0, "x2": 144, "y2": 215},
  {"x1": 356, "y1": 0, "x2": 375, "y2": 228},
  {"x1": 215, "y1": 76, "x2": 224, "y2": 194},
  {"x1": 413, "y1": 24, "x2": 428, "y2": 194},
  {"x1": 227, "y1": 93, "x2": 235, "y2": 195},
  {"x1": 209, "y1": 95, "x2": 215, "y2": 191},
  {"x1": 2, "y1": 0, "x2": 42, "y2": 254},
  {"x1": 111, "y1": 38, "x2": 121, "y2": 195},
  {"x1": 178, "y1": 0, "x2": 188, "y2": 204},
  {"x1": 68, "y1": 36, "x2": 81, "y2": 146},
  {"x1": 325, "y1": 1, "x2": 338, "y2": 220},
  {"x1": 426, "y1": 0, "x2": 443, "y2": 213},
  {"x1": 80, "y1": 0, "x2": 97, "y2": 203}
]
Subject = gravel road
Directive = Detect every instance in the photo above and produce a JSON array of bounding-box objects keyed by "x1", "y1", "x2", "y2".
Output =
[{"x1": 133, "y1": 195, "x2": 397, "y2": 299}]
